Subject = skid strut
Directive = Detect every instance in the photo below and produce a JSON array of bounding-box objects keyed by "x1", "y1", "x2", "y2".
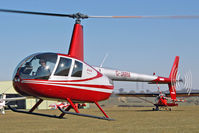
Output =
[
  {"x1": 66, "y1": 98, "x2": 79, "y2": 113},
  {"x1": 29, "y1": 99, "x2": 43, "y2": 113},
  {"x1": 58, "y1": 99, "x2": 114, "y2": 120},
  {"x1": 59, "y1": 105, "x2": 72, "y2": 118},
  {"x1": 94, "y1": 101, "x2": 109, "y2": 118}
]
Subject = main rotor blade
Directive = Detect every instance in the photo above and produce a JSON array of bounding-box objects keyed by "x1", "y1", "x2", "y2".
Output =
[
  {"x1": 1, "y1": 9, "x2": 199, "y2": 20},
  {"x1": 0, "y1": 9, "x2": 74, "y2": 18},
  {"x1": 88, "y1": 15, "x2": 199, "y2": 19}
]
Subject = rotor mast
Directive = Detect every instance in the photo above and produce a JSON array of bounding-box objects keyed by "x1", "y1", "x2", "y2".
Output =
[{"x1": 68, "y1": 13, "x2": 88, "y2": 61}]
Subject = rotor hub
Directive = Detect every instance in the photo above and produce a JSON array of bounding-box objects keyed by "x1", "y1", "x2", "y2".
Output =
[{"x1": 71, "y1": 13, "x2": 88, "y2": 24}]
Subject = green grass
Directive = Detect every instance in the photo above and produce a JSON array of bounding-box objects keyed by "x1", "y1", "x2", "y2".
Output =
[{"x1": 1, "y1": 106, "x2": 199, "y2": 133}]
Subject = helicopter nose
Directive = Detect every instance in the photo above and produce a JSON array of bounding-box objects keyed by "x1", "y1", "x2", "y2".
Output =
[{"x1": 13, "y1": 74, "x2": 30, "y2": 96}]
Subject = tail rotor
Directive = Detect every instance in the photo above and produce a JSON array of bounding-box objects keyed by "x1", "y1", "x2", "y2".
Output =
[{"x1": 175, "y1": 67, "x2": 192, "y2": 95}]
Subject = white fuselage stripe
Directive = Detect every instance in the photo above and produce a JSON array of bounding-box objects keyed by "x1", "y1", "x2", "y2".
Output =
[
  {"x1": 22, "y1": 80, "x2": 110, "y2": 85},
  {"x1": 22, "y1": 80, "x2": 113, "y2": 93}
]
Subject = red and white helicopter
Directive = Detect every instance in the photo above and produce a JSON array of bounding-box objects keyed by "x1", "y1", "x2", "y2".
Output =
[
  {"x1": 49, "y1": 102, "x2": 86, "y2": 110},
  {"x1": 0, "y1": 9, "x2": 198, "y2": 120},
  {"x1": 49, "y1": 102, "x2": 70, "y2": 110}
]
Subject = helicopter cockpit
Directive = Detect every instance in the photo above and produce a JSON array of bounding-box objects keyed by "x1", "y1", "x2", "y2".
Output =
[
  {"x1": 13, "y1": 52, "x2": 84, "y2": 81},
  {"x1": 14, "y1": 53, "x2": 57, "y2": 80}
]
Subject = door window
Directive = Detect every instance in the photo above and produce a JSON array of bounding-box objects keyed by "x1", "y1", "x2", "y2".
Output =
[
  {"x1": 54, "y1": 57, "x2": 72, "y2": 76},
  {"x1": 71, "y1": 61, "x2": 83, "y2": 77}
]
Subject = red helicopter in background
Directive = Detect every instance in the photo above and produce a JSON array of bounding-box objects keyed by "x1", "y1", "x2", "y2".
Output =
[
  {"x1": 49, "y1": 102, "x2": 86, "y2": 110},
  {"x1": 0, "y1": 9, "x2": 198, "y2": 120},
  {"x1": 117, "y1": 86, "x2": 199, "y2": 111}
]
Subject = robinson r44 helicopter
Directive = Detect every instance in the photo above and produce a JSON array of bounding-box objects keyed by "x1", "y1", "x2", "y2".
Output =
[{"x1": 0, "y1": 9, "x2": 198, "y2": 120}]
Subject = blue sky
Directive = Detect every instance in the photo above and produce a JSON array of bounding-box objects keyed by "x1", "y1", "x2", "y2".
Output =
[{"x1": 0, "y1": 1, "x2": 198, "y2": 91}]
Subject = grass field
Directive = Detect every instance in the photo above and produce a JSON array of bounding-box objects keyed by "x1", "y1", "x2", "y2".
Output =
[{"x1": 1, "y1": 106, "x2": 199, "y2": 133}]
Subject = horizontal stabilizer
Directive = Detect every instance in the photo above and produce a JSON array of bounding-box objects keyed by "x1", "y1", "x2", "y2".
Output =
[{"x1": 116, "y1": 92, "x2": 199, "y2": 97}]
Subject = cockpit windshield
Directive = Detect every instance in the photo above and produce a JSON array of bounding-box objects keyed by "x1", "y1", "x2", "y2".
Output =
[{"x1": 14, "y1": 53, "x2": 57, "y2": 80}]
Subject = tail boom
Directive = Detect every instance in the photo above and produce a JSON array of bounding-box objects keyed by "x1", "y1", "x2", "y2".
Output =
[{"x1": 94, "y1": 56, "x2": 180, "y2": 100}]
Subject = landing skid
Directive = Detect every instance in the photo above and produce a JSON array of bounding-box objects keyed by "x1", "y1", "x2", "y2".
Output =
[
  {"x1": 152, "y1": 106, "x2": 159, "y2": 111},
  {"x1": 8, "y1": 105, "x2": 61, "y2": 118},
  {"x1": 8, "y1": 98, "x2": 114, "y2": 121},
  {"x1": 153, "y1": 104, "x2": 172, "y2": 111},
  {"x1": 58, "y1": 107, "x2": 114, "y2": 121}
]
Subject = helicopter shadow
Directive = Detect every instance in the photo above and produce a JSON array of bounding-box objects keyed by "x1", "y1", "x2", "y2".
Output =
[{"x1": 135, "y1": 109, "x2": 184, "y2": 112}]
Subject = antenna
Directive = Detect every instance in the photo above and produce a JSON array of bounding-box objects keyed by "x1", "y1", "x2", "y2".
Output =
[{"x1": 100, "y1": 53, "x2": 109, "y2": 67}]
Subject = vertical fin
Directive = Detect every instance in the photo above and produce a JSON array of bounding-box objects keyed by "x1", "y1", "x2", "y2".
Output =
[
  {"x1": 168, "y1": 56, "x2": 179, "y2": 100},
  {"x1": 68, "y1": 23, "x2": 84, "y2": 61},
  {"x1": 169, "y1": 56, "x2": 179, "y2": 79}
]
